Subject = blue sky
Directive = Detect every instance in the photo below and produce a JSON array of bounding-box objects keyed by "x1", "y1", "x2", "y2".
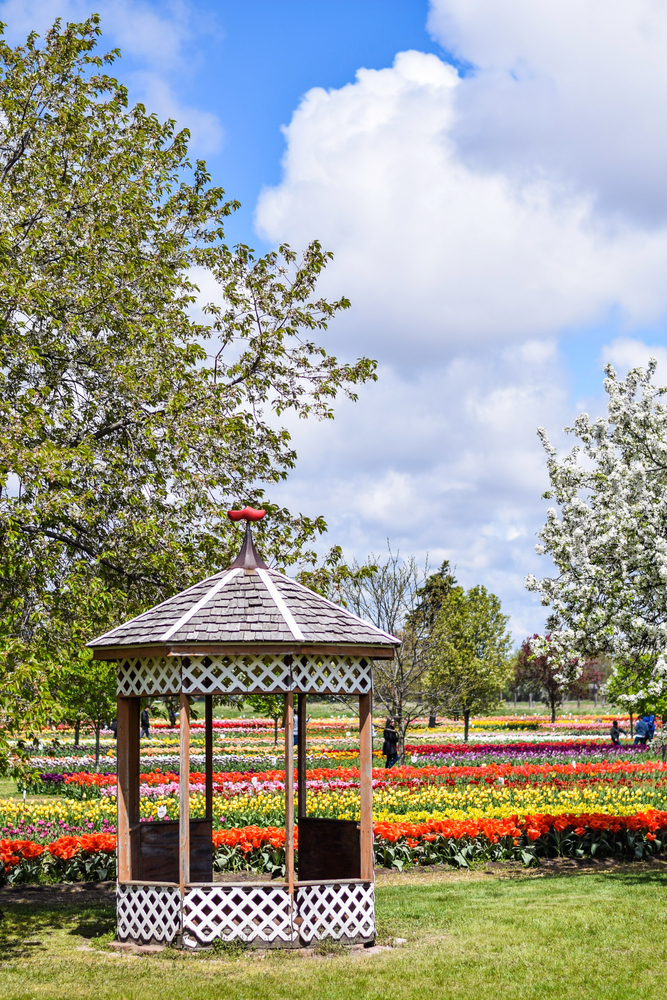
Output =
[{"x1": 5, "y1": 0, "x2": 667, "y2": 641}]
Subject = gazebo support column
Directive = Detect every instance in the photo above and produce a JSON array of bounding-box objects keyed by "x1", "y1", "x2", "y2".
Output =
[
  {"x1": 117, "y1": 696, "x2": 140, "y2": 882},
  {"x1": 205, "y1": 694, "x2": 213, "y2": 820},
  {"x1": 359, "y1": 692, "x2": 374, "y2": 881},
  {"x1": 284, "y1": 692, "x2": 294, "y2": 895},
  {"x1": 297, "y1": 694, "x2": 307, "y2": 819},
  {"x1": 179, "y1": 693, "x2": 190, "y2": 891}
]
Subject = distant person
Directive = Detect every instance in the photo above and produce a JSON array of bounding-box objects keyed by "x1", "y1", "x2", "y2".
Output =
[
  {"x1": 382, "y1": 718, "x2": 399, "y2": 769},
  {"x1": 110, "y1": 719, "x2": 117, "y2": 741},
  {"x1": 140, "y1": 707, "x2": 150, "y2": 739},
  {"x1": 168, "y1": 705, "x2": 177, "y2": 728},
  {"x1": 644, "y1": 714, "x2": 656, "y2": 741},
  {"x1": 609, "y1": 720, "x2": 625, "y2": 746},
  {"x1": 634, "y1": 716, "x2": 649, "y2": 746}
]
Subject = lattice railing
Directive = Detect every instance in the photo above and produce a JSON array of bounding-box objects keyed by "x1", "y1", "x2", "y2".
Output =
[
  {"x1": 296, "y1": 882, "x2": 375, "y2": 943},
  {"x1": 116, "y1": 884, "x2": 181, "y2": 944},
  {"x1": 183, "y1": 884, "x2": 295, "y2": 946},
  {"x1": 118, "y1": 880, "x2": 375, "y2": 948},
  {"x1": 117, "y1": 654, "x2": 373, "y2": 696},
  {"x1": 117, "y1": 657, "x2": 181, "y2": 696}
]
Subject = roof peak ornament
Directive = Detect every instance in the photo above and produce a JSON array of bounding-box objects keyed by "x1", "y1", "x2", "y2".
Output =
[
  {"x1": 227, "y1": 507, "x2": 268, "y2": 570},
  {"x1": 228, "y1": 506, "x2": 265, "y2": 523}
]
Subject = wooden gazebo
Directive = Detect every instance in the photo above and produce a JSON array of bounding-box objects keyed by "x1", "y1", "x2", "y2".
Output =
[{"x1": 88, "y1": 511, "x2": 399, "y2": 949}]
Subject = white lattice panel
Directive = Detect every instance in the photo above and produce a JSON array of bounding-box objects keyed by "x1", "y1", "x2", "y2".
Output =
[
  {"x1": 183, "y1": 884, "x2": 296, "y2": 946},
  {"x1": 116, "y1": 653, "x2": 373, "y2": 696},
  {"x1": 181, "y1": 654, "x2": 293, "y2": 695},
  {"x1": 116, "y1": 884, "x2": 181, "y2": 944},
  {"x1": 117, "y1": 657, "x2": 182, "y2": 696},
  {"x1": 296, "y1": 882, "x2": 375, "y2": 943},
  {"x1": 292, "y1": 655, "x2": 372, "y2": 694}
]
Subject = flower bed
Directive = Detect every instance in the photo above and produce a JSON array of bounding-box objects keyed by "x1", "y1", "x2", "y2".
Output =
[{"x1": 3, "y1": 810, "x2": 666, "y2": 884}]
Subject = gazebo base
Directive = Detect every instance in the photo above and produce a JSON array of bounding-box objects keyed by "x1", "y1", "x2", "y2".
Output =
[{"x1": 117, "y1": 879, "x2": 375, "y2": 949}]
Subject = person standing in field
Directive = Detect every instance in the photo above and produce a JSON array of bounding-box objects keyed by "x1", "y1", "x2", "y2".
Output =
[
  {"x1": 610, "y1": 720, "x2": 625, "y2": 746},
  {"x1": 140, "y1": 707, "x2": 150, "y2": 739},
  {"x1": 383, "y1": 717, "x2": 399, "y2": 768}
]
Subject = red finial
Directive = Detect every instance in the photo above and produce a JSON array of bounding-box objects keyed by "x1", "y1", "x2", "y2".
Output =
[{"x1": 227, "y1": 506, "x2": 266, "y2": 523}]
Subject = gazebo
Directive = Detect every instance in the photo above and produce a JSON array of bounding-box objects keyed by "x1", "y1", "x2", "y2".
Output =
[{"x1": 88, "y1": 510, "x2": 399, "y2": 949}]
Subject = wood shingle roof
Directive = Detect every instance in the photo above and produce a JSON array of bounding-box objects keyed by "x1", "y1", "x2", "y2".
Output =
[{"x1": 88, "y1": 565, "x2": 399, "y2": 654}]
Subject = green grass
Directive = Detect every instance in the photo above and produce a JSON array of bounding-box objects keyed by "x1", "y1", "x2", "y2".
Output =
[{"x1": 0, "y1": 866, "x2": 665, "y2": 999}]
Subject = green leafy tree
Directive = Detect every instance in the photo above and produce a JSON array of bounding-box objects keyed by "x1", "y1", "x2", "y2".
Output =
[
  {"x1": 429, "y1": 586, "x2": 513, "y2": 741},
  {"x1": 52, "y1": 652, "x2": 116, "y2": 767},
  {"x1": 514, "y1": 635, "x2": 581, "y2": 723},
  {"x1": 244, "y1": 695, "x2": 285, "y2": 746},
  {"x1": 0, "y1": 18, "x2": 376, "y2": 765},
  {"x1": 335, "y1": 550, "x2": 456, "y2": 759}
]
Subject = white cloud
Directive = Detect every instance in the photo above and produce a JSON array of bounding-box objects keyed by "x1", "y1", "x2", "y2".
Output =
[
  {"x1": 131, "y1": 73, "x2": 224, "y2": 155},
  {"x1": 427, "y1": 0, "x2": 667, "y2": 224},
  {"x1": 270, "y1": 341, "x2": 569, "y2": 641},
  {"x1": 601, "y1": 337, "x2": 667, "y2": 376},
  {"x1": 254, "y1": 36, "x2": 667, "y2": 639},
  {"x1": 257, "y1": 50, "x2": 667, "y2": 362}
]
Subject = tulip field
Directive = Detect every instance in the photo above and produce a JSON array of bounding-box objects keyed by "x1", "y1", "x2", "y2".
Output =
[{"x1": 2, "y1": 712, "x2": 667, "y2": 883}]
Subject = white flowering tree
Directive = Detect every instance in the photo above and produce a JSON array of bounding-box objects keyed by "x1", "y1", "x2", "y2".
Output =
[{"x1": 526, "y1": 361, "x2": 667, "y2": 716}]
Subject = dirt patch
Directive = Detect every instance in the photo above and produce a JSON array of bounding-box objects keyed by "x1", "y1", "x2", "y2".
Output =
[{"x1": 0, "y1": 881, "x2": 116, "y2": 907}]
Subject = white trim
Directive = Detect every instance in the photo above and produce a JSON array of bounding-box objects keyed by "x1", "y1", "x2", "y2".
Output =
[
  {"x1": 256, "y1": 568, "x2": 305, "y2": 642},
  {"x1": 281, "y1": 574, "x2": 400, "y2": 645},
  {"x1": 161, "y1": 569, "x2": 241, "y2": 641}
]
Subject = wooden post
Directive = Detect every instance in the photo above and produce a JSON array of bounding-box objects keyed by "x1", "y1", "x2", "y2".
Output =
[
  {"x1": 116, "y1": 696, "x2": 140, "y2": 882},
  {"x1": 297, "y1": 694, "x2": 307, "y2": 819},
  {"x1": 359, "y1": 692, "x2": 374, "y2": 881},
  {"x1": 179, "y1": 693, "x2": 190, "y2": 891},
  {"x1": 205, "y1": 694, "x2": 213, "y2": 821},
  {"x1": 284, "y1": 692, "x2": 294, "y2": 894}
]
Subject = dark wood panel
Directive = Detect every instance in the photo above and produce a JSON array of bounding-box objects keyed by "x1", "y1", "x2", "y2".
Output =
[
  {"x1": 130, "y1": 819, "x2": 212, "y2": 883},
  {"x1": 297, "y1": 818, "x2": 361, "y2": 881}
]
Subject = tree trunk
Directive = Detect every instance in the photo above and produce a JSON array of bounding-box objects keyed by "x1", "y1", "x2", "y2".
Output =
[
  {"x1": 274, "y1": 717, "x2": 278, "y2": 745},
  {"x1": 95, "y1": 722, "x2": 101, "y2": 770},
  {"x1": 428, "y1": 714, "x2": 436, "y2": 728},
  {"x1": 577, "y1": 697, "x2": 580, "y2": 709},
  {"x1": 513, "y1": 690, "x2": 517, "y2": 710},
  {"x1": 74, "y1": 719, "x2": 80, "y2": 747},
  {"x1": 397, "y1": 715, "x2": 405, "y2": 763},
  {"x1": 551, "y1": 698, "x2": 556, "y2": 724},
  {"x1": 529, "y1": 693, "x2": 533, "y2": 709},
  {"x1": 463, "y1": 710, "x2": 470, "y2": 743},
  {"x1": 629, "y1": 712, "x2": 634, "y2": 737}
]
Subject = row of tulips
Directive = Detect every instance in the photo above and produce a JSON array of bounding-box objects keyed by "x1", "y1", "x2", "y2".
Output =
[
  {"x1": 0, "y1": 832, "x2": 117, "y2": 884},
  {"x1": 23, "y1": 759, "x2": 667, "y2": 803},
  {"x1": 3, "y1": 810, "x2": 666, "y2": 884}
]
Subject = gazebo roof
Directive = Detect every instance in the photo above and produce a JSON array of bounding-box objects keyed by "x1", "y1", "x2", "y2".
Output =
[{"x1": 88, "y1": 525, "x2": 399, "y2": 656}]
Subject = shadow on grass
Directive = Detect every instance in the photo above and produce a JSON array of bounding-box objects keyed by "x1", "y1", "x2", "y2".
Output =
[
  {"x1": 0, "y1": 906, "x2": 70, "y2": 960},
  {"x1": 69, "y1": 910, "x2": 116, "y2": 940}
]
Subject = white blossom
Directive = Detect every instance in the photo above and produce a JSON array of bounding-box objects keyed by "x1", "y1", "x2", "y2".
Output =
[{"x1": 526, "y1": 360, "x2": 667, "y2": 703}]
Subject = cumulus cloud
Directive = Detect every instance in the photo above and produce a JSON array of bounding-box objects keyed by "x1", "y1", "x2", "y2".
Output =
[
  {"x1": 602, "y1": 337, "x2": 667, "y2": 376},
  {"x1": 428, "y1": 0, "x2": 667, "y2": 224},
  {"x1": 254, "y1": 31, "x2": 667, "y2": 638},
  {"x1": 257, "y1": 50, "x2": 667, "y2": 363},
  {"x1": 269, "y1": 340, "x2": 569, "y2": 640}
]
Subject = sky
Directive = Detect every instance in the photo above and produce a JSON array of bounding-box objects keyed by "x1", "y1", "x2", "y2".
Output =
[{"x1": 5, "y1": 0, "x2": 667, "y2": 641}]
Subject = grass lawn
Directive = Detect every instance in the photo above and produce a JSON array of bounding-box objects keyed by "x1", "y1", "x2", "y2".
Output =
[{"x1": 0, "y1": 864, "x2": 664, "y2": 1000}]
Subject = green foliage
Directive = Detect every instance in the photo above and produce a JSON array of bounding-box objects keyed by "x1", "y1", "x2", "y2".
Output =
[
  {"x1": 0, "y1": 18, "x2": 376, "y2": 764},
  {"x1": 51, "y1": 652, "x2": 116, "y2": 765},
  {"x1": 429, "y1": 585, "x2": 513, "y2": 739},
  {"x1": 244, "y1": 694, "x2": 285, "y2": 745}
]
